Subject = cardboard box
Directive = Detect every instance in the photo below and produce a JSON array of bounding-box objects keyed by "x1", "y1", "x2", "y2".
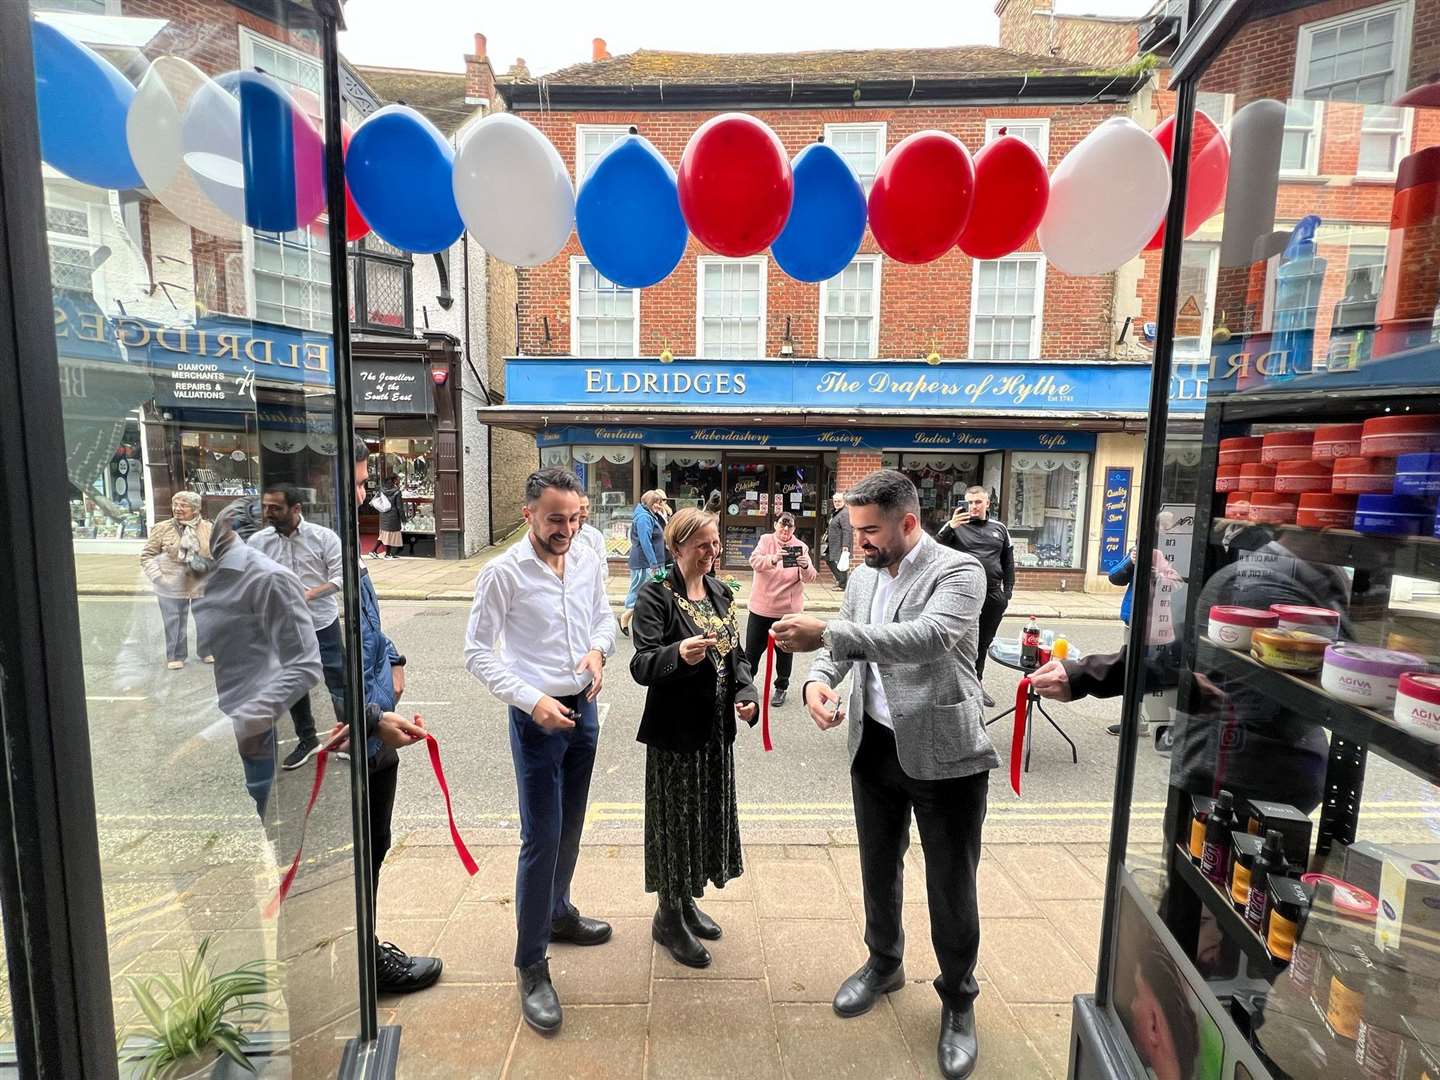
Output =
[
  {"x1": 1243, "y1": 800, "x2": 1313, "y2": 870},
  {"x1": 1344, "y1": 840, "x2": 1440, "y2": 897},
  {"x1": 1375, "y1": 855, "x2": 1440, "y2": 959}
]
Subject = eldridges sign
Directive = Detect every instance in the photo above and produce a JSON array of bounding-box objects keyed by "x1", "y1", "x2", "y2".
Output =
[{"x1": 507, "y1": 358, "x2": 1204, "y2": 414}]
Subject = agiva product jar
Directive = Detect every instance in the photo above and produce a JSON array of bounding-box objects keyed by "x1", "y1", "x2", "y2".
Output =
[
  {"x1": 1321, "y1": 644, "x2": 1427, "y2": 709},
  {"x1": 1271, "y1": 604, "x2": 1342, "y2": 639},
  {"x1": 1393, "y1": 672, "x2": 1440, "y2": 744},
  {"x1": 1208, "y1": 606, "x2": 1278, "y2": 651},
  {"x1": 1251, "y1": 628, "x2": 1331, "y2": 673}
]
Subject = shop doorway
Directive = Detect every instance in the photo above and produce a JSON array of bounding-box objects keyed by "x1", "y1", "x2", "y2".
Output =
[{"x1": 720, "y1": 454, "x2": 823, "y2": 569}]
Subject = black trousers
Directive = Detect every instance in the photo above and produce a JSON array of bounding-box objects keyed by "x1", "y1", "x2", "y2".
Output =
[
  {"x1": 824, "y1": 556, "x2": 848, "y2": 589},
  {"x1": 744, "y1": 612, "x2": 792, "y2": 691},
  {"x1": 288, "y1": 619, "x2": 347, "y2": 742},
  {"x1": 974, "y1": 594, "x2": 1008, "y2": 680},
  {"x1": 852, "y1": 718, "x2": 988, "y2": 1012},
  {"x1": 368, "y1": 750, "x2": 400, "y2": 909}
]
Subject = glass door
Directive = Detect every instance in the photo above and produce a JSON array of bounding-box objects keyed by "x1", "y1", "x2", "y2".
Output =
[
  {"x1": 722, "y1": 458, "x2": 770, "y2": 568},
  {"x1": 773, "y1": 457, "x2": 822, "y2": 556}
]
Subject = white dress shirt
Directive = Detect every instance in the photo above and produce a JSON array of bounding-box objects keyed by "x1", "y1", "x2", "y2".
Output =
[
  {"x1": 248, "y1": 516, "x2": 343, "y2": 630},
  {"x1": 864, "y1": 540, "x2": 925, "y2": 730},
  {"x1": 464, "y1": 535, "x2": 617, "y2": 713},
  {"x1": 577, "y1": 522, "x2": 608, "y2": 565}
]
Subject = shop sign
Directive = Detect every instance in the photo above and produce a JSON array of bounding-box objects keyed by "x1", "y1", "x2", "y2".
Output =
[
  {"x1": 535, "y1": 424, "x2": 1098, "y2": 454},
  {"x1": 1100, "y1": 467, "x2": 1132, "y2": 574},
  {"x1": 353, "y1": 360, "x2": 433, "y2": 414},
  {"x1": 510, "y1": 357, "x2": 1209, "y2": 415}
]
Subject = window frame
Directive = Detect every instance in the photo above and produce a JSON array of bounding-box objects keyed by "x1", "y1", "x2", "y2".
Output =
[
  {"x1": 1288, "y1": 0, "x2": 1414, "y2": 179},
  {"x1": 983, "y1": 118, "x2": 1050, "y2": 165},
  {"x1": 1172, "y1": 241, "x2": 1221, "y2": 360},
  {"x1": 695, "y1": 255, "x2": 768, "y2": 360},
  {"x1": 570, "y1": 255, "x2": 641, "y2": 358},
  {"x1": 350, "y1": 236, "x2": 414, "y2": 336},
  {"x1": 822, "y1": 121, "x2": 888, "y2": 192},
  {"x1": 968, "y1": 253, "x2": 1047, "y2": 361},
  {"x1": 44, "y1": 191, "x2": 107, "y2": 309},
  {"x1": 817, "y1": 254, "x2": 883, "y2": 360},
  {"x1": 237, "y1": 26, "x2": 323, "y2": 97},
  {"x1": 574, "y1": 124, "x2": 632, "y2": 187}
]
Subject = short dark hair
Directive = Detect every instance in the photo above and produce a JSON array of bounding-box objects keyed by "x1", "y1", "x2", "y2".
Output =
[
  {"x1": 775, "y1": 512, "x2": 796, "y2": 527},
  {"x1": 846, "y1": 469, "x2": 920, "y2": 518},
  {"x1": 263, "y1": 481, "x2": 305, "y2": 509},
  {"x1": 353, "y1": 436, "x2": 369, "y2": 465},
  {"x1": 526, "y1": 466, "x2": 584, "y2": 503}
]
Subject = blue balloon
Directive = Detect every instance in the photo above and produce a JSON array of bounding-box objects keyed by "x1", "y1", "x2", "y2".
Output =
[
  {"x1": 347, "y1": 104, "x2": 462, "y2": 253},
  {"x1": 771, "y1": 143, "x2": 866, "y2": 283},
  {"x1": 32, "y1": 19, "x2": 141, "y2": 189},
  {"x1": 576, "y1": 134, "x2": 687, "y2": 289}
]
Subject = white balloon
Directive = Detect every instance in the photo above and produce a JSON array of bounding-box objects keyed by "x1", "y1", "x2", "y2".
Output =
[
  {"x1": 182, "y1": 74, "x2": 247, "y2": 225},
  {"x1": 1038, "y1": 117, "x2": 1172, "y2": 276},
  {"x1": 453, "y1": 113, "x2": 574, "y2": 267},
  {"x1": 128, "y1": 57, "x2": 241, "y2": 238}
]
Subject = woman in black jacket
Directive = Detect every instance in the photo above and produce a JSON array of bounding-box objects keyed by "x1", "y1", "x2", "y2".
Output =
[{"x1": 630, "y1": 507, "x2": 760, "y2": 968}]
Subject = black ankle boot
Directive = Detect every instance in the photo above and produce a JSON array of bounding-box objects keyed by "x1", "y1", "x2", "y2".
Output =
[
  {"x1": 517, "y1": 958, "x2": 562, "y2": 1033},
  {"x1": 682, "y1": 896, "x2": 722, "y2": 940},
  {"x1": 652, "y1": 899, "x2": 711, "y2": 968}
]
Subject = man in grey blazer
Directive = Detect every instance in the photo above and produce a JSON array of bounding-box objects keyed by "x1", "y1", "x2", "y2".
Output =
[{"x1": 773, "y1": 470, "x2": 997, "y2": 1080}]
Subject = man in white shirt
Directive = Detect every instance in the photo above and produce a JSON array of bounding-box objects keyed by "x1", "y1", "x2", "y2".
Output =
[
  {"x1": 464, "y1": 466, "x2": 616, "y2": 1036},
  {"x1": 250, "y1": 482, "x2": 345, "y2": 770},
  {"x1": 576, "y1": 494, "x2": 609, "y2": 564}
]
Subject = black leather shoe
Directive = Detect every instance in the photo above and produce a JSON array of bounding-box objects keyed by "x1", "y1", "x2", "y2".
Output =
[
  {"x1": 550, "y1": 911, "x2": 613, "y2": 946},
  {"x1": 771, "y1": 688, "x2": 787, "y2": 707},
  {"x1": 938, "y1": 1004, "x2": 978, "y2": 1079},
  {"x1": 517, "y1": 959, "x2": 562, "y2": 1034},
  {"x1": 982, "y1": 691, "x2": 996, "y2": 709},
  {"x1": 376, "y1": 940, "x2": 442, "y2": 994},
  {"x1": 832, "y1": 961, "x2": 905, "y2": 1017},
  {"x1": 652, "y1": 901, "x2": 711, "y2": 968},
  {"x1": 682, "y1": 896, "x2": 722, "y2": 940}
]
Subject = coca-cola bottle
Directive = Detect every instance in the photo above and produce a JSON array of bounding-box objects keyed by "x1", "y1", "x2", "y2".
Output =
[{"x1": 1021, "y1": 616, "x2": 1041, "y2": 671}]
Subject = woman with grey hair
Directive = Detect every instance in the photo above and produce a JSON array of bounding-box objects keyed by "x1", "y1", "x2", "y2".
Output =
[{"x1": 140, "y1": 491, "x2": 214, "y2": 669}]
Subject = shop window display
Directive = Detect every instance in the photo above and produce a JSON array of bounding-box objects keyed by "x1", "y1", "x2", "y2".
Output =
[
  {"x1": 574, "y1": 444, "x2": 635, "y2": 555},
  {"x1": 70, "y1": 417, "x2": 146, "y2": 540},
  {"x1": 655, "y1": 451, "x2": 721, "y2": 512},
  {"x1": 894, "y1": 453, "x2": 982, "y2": 534},
  {"x1": 1007, "y1": 452, "x2": 1086, "y2": 568}
]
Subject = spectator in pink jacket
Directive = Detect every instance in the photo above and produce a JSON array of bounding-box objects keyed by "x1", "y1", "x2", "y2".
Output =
[{"x1": 746, "y1": 512, "x2": 819, "y2": 707}]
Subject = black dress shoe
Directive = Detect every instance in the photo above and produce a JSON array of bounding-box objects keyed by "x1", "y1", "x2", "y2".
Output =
[
  {"x1": 771, "y1": 688, "x2": 787, "y2": 707},
  {"x1": 376, "y1": 940, "x2": 442, "y2": 994},
  {"x1": 938, "y1": 1004, "x2": 978, "y2": 1079},
  {"x1": 682, "y1": 896, "x2": 722, "y2": 940},
  {"x1": 517, "y1": 958, "x2": 562, "y2": 1034},
  {"x1": 832, "y1": 961, "x2": 905, "y2": 1017},
  {"x1": 982, "y1": 691, "x2": 996, "y2": 709},
  {"x1": 550, "y1": 911, "x2": 613, "y2": 946},
  {"x1": 652, "y1": 901, "x2": 711, "y2": 968}
]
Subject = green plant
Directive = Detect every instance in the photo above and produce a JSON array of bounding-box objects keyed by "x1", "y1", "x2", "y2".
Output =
[{"x1": 118, "y1": 936, "x2": 277, "y2": 1079}]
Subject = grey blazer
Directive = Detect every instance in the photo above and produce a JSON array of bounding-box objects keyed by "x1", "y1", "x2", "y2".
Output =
[{"x1": 805, "y1": 531, "x2": 1000, "y2": 781}]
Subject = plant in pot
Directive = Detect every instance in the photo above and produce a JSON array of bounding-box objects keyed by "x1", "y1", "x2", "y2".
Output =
[{"x1": 118, "y1": 936, "x2": 277, "y2": 1079}]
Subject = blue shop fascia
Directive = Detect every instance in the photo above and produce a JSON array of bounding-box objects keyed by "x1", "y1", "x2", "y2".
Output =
[{"x1": 482, "y1": 355, "x2": 1207, "y2": 588}]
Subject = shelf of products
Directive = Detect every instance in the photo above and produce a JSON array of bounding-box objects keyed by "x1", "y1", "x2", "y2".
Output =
[
  {"x1": 1171, "y1": 844, "x2": 1284, "y2": 972},
  {"x1": 1197, "y1": 637, "x2": 1440, "y2": 790},
  {"x1": 1209, "y1": 519, "x2": 1440, "y2": 583}
]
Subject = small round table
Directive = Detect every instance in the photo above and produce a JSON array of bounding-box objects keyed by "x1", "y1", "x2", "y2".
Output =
[{"x1": 983, "y1": 639, "x2": 1080, "y2": 772}]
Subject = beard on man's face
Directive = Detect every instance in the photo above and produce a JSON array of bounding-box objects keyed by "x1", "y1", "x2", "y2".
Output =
[{"x1": 539, "y1": 528, "x2": 572, "y2": 554}]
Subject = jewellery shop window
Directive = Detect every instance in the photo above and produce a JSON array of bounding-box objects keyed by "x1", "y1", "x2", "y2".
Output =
[
  {"x1": 71, "y1": 415, "x2": 146, "y2": 541},
  {"x1": 654, "y1": 451, "x2": 722, "y2": 512},
  {"x1": 892, "y1": 453, "x2": 982, "y2": 535},
  {"x1": 368, "y1": 438, "x2": 435, "y2": 538},
  {"x1": 573, "y1": 445, "x2": 635, "y2": 554},
  {"x1": 181, "y1": 428, "x2": 260, "y2": 519},
  {"x1": 1006, "y1": 451, "x2": 1086, "y2": 568}
]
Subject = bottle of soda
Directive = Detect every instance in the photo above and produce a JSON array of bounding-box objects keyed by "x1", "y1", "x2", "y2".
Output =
[
  {"x1": 1021, "y1": 616, "x2": 1041, "y2": 671},
  {"x1": 1244, "y1": 829, "x2": 1289, "y2": 933},
  {"x1": 1201, "y1": 790, "x2": 1237, "y2": 886}
]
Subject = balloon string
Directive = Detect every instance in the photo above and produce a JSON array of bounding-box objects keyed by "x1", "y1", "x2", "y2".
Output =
[
  {"x1": 761, "y1": 631, "x2": 775, "y2": 752},
  {"x1": 1010, "y1": 678, "x2": 1030, "y2": 797}
]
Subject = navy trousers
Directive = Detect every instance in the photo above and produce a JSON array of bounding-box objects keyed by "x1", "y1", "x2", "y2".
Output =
[{"x1": 508, "y1": 693, "x2": 599, "y2": 968}]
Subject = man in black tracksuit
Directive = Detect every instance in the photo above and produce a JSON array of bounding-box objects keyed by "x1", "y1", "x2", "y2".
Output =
[{"x1": 935, "y1": 484, "x2": 1014, "y2": 707}]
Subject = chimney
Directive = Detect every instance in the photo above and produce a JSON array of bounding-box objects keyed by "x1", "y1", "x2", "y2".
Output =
[
  {"x1": 509, "y1": 57, "x2": 531, "y2": 80},
  {"x1": 592, "y1": 37, "x2": 610, "y2": 62},
  {"x1": 465, "y1": 31, "x2": 495, "y2": 106}
]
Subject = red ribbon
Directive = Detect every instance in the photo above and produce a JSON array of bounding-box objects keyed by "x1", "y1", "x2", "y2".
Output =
[
  {"x1": 1010, "y1": 678, "x2": 1030, "y2": 796},
  {"x1": 759, "y1": 630, "x2": 775, "y2": 752},
  {"x1": 267, "y1": 730, "x2": 478, "y2": 917}
]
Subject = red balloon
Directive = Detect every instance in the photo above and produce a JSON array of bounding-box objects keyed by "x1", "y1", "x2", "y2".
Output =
[
  {"x1": 956, "y1": 133, "x2": 1049, "y2": 260},
  {"x1": 302, "y1": 120, "x2": 370, "y2": 243},
  {"x1": 678, "y1": 113, "x2": 793, "y2": 257},
  {"x1": 1144, "y1": 110, "x2": 1229, "y2": 251},
  {"x1": 868, "y1": 131, "x2": 976, "y2": 264}
]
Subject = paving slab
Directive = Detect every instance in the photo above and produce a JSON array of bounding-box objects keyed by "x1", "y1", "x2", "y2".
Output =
[
  {"x1": 1010, "y1": 1002, "x2": 1077, "y2": 1080},
  {"x1": 988, "y1": 844, "x2": 1106, "y2": 902},
  {"x1": 560, "y1": 855, "x2": 655, "y2": 918},
  {"x1": 390, "y1": 984, "x2": 517, "y2": 1080},
  {"x1": 773, "y1": 1002, "x2": 920, "y2": 1080},
  {"x1": 376, "y1": 856, "x2": 473, "y2": 920},
  {"x1": 760, "y1": 917, "x2": 867, "y2": 1003},
  {"x1": 505, "y1": 1004, "x2": 648, "y2": 1080},
  {"x1": 429, "y1": 901, "x2": 519, "y2": 982},
  {"x1": 546, "y1": 917, "x2": 653, "y2": 1005},
  {"x1": 751, "y1": 858, "x2": 846, "y2": 920},
  {"x1": 979, "y1": 918, "x2": 1095, "y2": 1006},
  {"x1": 1037, "y1": 899, "x2": 1103, "y2": 975},
  {"x1": 646, "y1": 979, "x2": 785, "y2": 1080},
  {"x1": 890, "y1": 987, "x2": 1053, "y2": 1080}
]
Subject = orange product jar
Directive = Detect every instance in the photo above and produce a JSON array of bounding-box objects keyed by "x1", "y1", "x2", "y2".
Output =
[
  {"x1": 1240, "y1": 463, "x2": 1277, "y2": 492},
  {"x1": 1249, "y1": 492, "x2": 1299, "y2": 525},
  {"x1": 1216, "y1": 464, "x2": 1245, "y2": 493},
  {"x1": 1274, "y1": 459, "x2": 1334, "y2": 494},
  {"x1": 1261, "y1": 430, "x2": 1317, "y2": 464},
  {"x1": 1225, "y1": 490, "x2": 1254, "y2": 520},
  {"x1": 1219, "y1": 436, "x2": 1264, "y2": 468},
  {"x1": 1312, "y1": 423, "x2": 1365, "y2": 460},
  {"x1": 1296, "y1": 493, "x2": 1357, "y2": 529},
  {"x1": 1331, "y1": 456, "x2": 1397, "y2": 494},
  {"x1": 1360, "y1": 414, "x2": 1440, "y2": 456}
]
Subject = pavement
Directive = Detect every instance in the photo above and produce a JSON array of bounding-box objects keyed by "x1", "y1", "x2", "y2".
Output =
[{"x1": 74, "y1": 537, "x2": 1126, "y2": 618}]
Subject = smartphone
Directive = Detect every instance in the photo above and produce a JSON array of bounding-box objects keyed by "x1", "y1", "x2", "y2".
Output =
[{"x1": 781, "y1": 545, "x2": 801, "y2": 567}]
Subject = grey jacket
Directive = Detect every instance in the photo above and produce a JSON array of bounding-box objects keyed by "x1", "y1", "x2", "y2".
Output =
[{"x1": 805, "y1": 531, "x2": 999, "y2": 781}]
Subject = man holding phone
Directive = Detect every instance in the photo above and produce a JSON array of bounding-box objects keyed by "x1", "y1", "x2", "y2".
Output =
[
  {"x1": 936, "y1": 485, "x2": 1014, "y2": 708},
  {"x1": 465, "y1": 467, "x2": 617, "y2": 1035}
]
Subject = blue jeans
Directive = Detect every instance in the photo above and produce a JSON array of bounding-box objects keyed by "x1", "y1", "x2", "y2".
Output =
[
  {"x1": 508, "y1": 693, "x2": 599, "y2": 968},
  {"x1": 624, "y1": 567, "x2": 653, "y2": 610}
]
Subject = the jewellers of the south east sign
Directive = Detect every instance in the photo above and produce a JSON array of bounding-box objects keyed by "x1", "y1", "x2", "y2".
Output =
[{"x1": 505, "y1": 357, "x2": 1209, "y2": 414}]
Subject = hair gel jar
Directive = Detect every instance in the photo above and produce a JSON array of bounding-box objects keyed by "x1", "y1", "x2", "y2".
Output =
[
  {"x1": 1321, "y1": 644, "x2": 1427, "y2": 709},
  {"x1": 1208, "y1": 606, "x2": 1278, "y2": 651}
]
